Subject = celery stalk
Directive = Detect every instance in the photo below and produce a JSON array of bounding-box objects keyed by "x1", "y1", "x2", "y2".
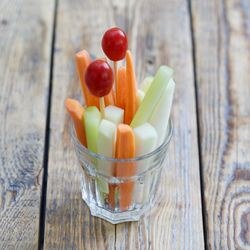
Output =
[
  {"x1": 133, "y1": 123, "x2": 157, "y2": 157},
  {"x1": 97, "y1": 119, "x2": 117, "y2": 193},
  {"x1": 131, "y1": 66, "x2": 173, "y2": 128},
  {"x1": 83, "y1": 106, "x2": 101, "y2": 153},
  {"x1": 141, "y1": 76, "x2": 153, "y2": 93},
  {"x1": 104, "y1": 105, "x2": 124, "y2": 125},
  {"x1": 133, "y1": 123, "x2": 158, "y2": 204},
  {"x1": 136, "y1": 89, "x2": 145, "y2": 107},
  {"x1": 149, "y1": 79, "x2": 175, "y2": 146},
  {"x1": 83, "y1": 106, "x2": 106, "y2": 196}
]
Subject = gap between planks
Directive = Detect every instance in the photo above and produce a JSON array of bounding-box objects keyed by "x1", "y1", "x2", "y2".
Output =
[
  {"x1": 38, "y1": 0, "x2": 59, "y2": 249},
  {"x1": 187, "y1": 0, "x2": 208, "y2": 249}
]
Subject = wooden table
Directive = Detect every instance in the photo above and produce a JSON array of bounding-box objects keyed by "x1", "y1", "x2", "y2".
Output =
[{"x1": 0, "y1": 0, "x2": 249, "y2": 249}]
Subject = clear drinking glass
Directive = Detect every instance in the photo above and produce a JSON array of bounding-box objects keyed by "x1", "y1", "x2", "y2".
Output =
[{"x1": 70, "y1": 120, "x2": 173, "y2": 224}]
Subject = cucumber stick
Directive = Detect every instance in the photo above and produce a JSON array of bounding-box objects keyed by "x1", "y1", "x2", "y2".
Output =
[
  {"x1": 104, "y1": 105, "x2": 124, "y2": 125},
  {"x1": 136, "y1": 89, "x2": 145, "y2": 108},
  {"x1": 83, "y1": 106, "x2": 101, "y2": 153},
  {"x1": 97, "y1": 119, "x2": 117, "y2": 193},
  {"x1": 141, "y1": 76, "x2": 153, "y2": 93},
  {"x1": 131, "y1": 66, "x2": 173, "y2": 128},
  {"x1": 83, "y1": 106, "x2": 106, "y2": 195},
  {"x1": 133, "y1": 123, "x2": 158, "y2": 204},
  {"x1": 133, "y1": 123, "x2": 157, "y2": 157},
  {"x1": 149, "y1": 79, "x2": 175, "y2": 146}
]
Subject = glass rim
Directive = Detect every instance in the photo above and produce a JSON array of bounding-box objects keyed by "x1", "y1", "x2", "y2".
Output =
[{"x1": 70, "y1": 118, "x2": 173, "y2": 163}]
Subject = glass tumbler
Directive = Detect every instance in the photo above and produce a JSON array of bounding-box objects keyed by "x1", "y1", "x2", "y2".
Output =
[{"x1": 70, "y1": 120, "x2": 173, "y2": 224}]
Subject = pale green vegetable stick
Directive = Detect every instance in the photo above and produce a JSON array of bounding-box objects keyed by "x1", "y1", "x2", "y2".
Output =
[
  {"x1": 83, "y1": 106, "x2": 106, "y2": 196},
  {"x1": 133, "y1": 123, "x2": 158, "y2": 204},
  {"x1": 97, "y1": 119, "x2": 117, "y2": 193},
  {"x1": 149, "y1": 79, "x2": 175, "y2": 146},
  {"x1": 104, "y1": 105, "x2": 124, "y2": 125},
  {"x1": 136, "y1": 89, "x2": 145, "y2": 107},
  {"x1": 83, "y1": 106, "x2": 101, "y2": 153},
  {"x1": 133, "y1": 123, "x2": 157, "y2": 157},
  {"x1": 141, "y1": 76, "x2": 153, "y2": 93},
  {"x1": 131, "y1": 66, "x2": 173, "y2": 128}
]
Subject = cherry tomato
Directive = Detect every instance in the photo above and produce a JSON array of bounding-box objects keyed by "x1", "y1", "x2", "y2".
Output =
[
  {"x1": 85, "y1": 59, "x2": 114, "y2": 97},
  {"x1": 102, "y1": 27, "x2": 128, "y2": 61}
]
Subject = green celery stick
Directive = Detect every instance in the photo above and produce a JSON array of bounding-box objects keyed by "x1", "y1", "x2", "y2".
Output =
[
  {"x1": 97, "y1": 119, "x2": 117, "y2": 193},
  {"x1": 149, "y1": 79, "x2": 175, "y2": 146},
  {"x1": 83, "y1": 106, "x2": 107, "y2": 196},
  {"x1": 133, "y1": 123, "x2": 157, "y2": 157},
  {"x1": 136, "y1": 89, "x2": 145, "y2": 107},
  {"x1": 141, "y1": 76, "x2": 153, "y2": 93},
  {"x1": 104, "y1": 105, "x2": 124, "y2": 125},
  {"x1": 133, "y1": 123, "x2": 158, "y2": 203},
  {"x1": 131, "y1": 66, "x2": 173, "y2": 128},
  {"x1": 83, "y1": 106, "x2": 101, "y2": 153}
]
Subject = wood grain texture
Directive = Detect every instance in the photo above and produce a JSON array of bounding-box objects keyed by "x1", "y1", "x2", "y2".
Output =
[
  {"x1": 44, "y1": 0, "x2": 117, "y2": 249},
  {"x1": 191, "y1": 0, "x2": 250, "y2": 249},
  {"x1": 0, "y1": 0, "x2": 54, "y2": 249},
  {"x1": 114, "y1": 0, "x2": 205, "y2": 249},
  {"x1": 44, "y1": 0, "x2": 204, "y2": 249}
]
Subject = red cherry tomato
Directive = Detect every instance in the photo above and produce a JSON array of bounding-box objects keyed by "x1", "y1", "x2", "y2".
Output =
[
  {"x1": 102, "y1": 27, "x2": 128, "y2": 61},
  {"x1": 85, "y1": 59, "x2": 114, "y2": 97}
]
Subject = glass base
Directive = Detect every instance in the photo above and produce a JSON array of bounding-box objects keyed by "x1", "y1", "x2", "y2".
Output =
[
  {"x1": 80, "y1": 177, "x2": 155, "y2": 224},
  {"x1": 88, "y1": 202, "x2": 145, "y2": 224}
]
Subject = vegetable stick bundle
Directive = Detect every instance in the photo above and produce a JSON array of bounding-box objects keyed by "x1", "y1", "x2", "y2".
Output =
[{"x1": 65, "y1": 27, "x2": 175, "y2": 210}]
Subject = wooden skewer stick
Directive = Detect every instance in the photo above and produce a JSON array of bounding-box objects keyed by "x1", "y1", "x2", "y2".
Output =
[
  {"x1": 113, "y1": 61, "x2": 118, "y2": 104},
  {"x1": 100, "y1": 97, "x2": 105, "y2": 118}
]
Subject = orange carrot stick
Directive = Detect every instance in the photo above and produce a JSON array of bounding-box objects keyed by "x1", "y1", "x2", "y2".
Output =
[
  {"x1": 115, "y1": 124, "x2": 136, "y2": 211},
  {"x1": 124, "y1": 50, "x2": 137, "y2": 124},
  {"x1": 104, "y1": 89, "x2": 115, "y2": 106},
  {"x1": 116, "y1": 66, "x2": 126, "y2": 109},
  {"x1": 65, "y1": 98, "x2": 86, "y2": 146},
  {"x1": 108, "y1": 183, "x2": 116, "y2": 210},
  {"x1": 75, "y1": 50, "x2": 99, "y2": 108}
]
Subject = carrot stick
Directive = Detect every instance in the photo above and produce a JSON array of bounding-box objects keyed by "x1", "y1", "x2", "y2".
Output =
[
  {"x1": 124, "y1": 50, "x2": 137, "y2": 124},
  {"x1": 75, "y1": 50, "x2": 99, "y2": 108},
  {"x1": 65, "y1": 98, "x2": 86, "y2": 146},
  {"x1": 116, "y1": 66, "x2": 126, "y2": 109},
  {"x1": 104, "y1": 89, "x2": 115, "y2": 106},
  {"x1": 108, "y1": 183, "x2": 116, "y2": 210},
  {"x1": 115, "y1": 124, "x2": 136, "y2": 211}
]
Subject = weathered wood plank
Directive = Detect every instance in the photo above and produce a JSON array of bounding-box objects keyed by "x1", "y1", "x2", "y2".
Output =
[
  {"x1": 0, "y1": 0, "x2": 55, "y2": 249},
  {"x1": 114, "y1": 0, "x2": 205, "y2": 248},
  {"x1": 191, "y1": 0, "x2": 250, "y2": 249},
  {"x1": 44, "y1": 0, "x2": 117, "y2": 249}
]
